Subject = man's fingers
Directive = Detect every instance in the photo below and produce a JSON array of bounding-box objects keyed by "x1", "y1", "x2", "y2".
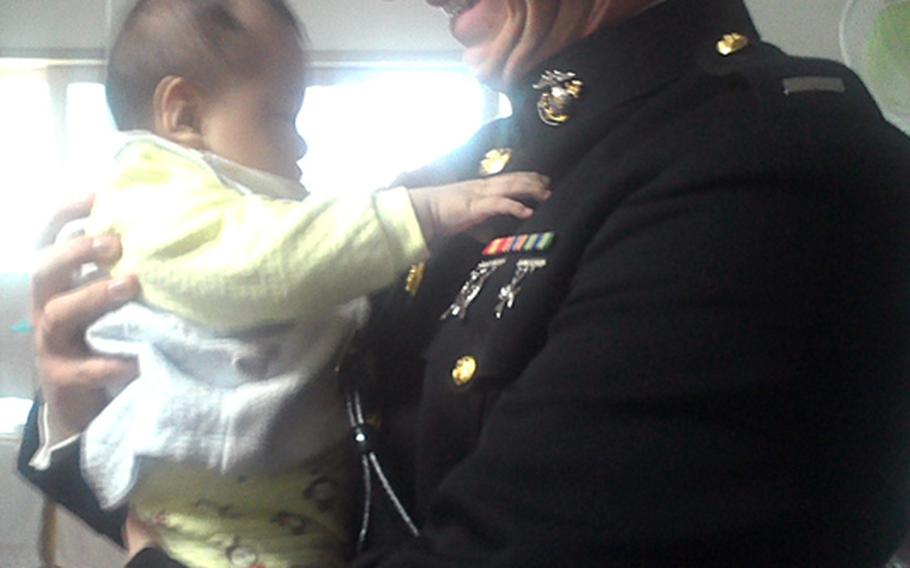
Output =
[
  {"x1": 124, "y1": 507, "x2": 158, "y2": 559},
  {"x1": 36, "y1": 195, "x2": 95, "y2": 248},
  {"x1": 38, "y1": 275, "x2": 139, "y2": 353},
  {"x1": 32, "y1": 235, "x2": 123, "y2": 317},
  {"x1": 74, "y1": 356, "x2": 139, "y2": 389},
  {"x1": 42, "y1": 354, "x2": 138, "y2": 393}
]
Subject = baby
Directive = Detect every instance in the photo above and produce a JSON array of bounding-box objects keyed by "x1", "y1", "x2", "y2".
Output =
[{"x1": 75, "y1": 1, "x2": 548, "y2": 566}]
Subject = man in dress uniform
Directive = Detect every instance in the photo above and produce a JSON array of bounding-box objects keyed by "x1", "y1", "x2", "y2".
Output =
[{"x1": 18, "y1": 0, "x2": 910, "y2": 566}]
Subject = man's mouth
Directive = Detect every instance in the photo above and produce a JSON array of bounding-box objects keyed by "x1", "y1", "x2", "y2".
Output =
[{"x1": 439, "y1": 0, "x2": 477, "y2": 18}]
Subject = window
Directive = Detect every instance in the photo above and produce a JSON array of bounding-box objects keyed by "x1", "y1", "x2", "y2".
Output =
[
  {"x1": 0, "y1": 58, "x2": 511, "y2": 433},
  {"x1": 0, "y1": 59, "x2": 510, "y2": 398},
  {"x1": 63, "y1": 82, "x2": 118, "y2": 196},
  {"x1": 0, "y1": 62, "x2": 509, "y2": 272},
  {"x1": 0, "y1": 66, "x2": 58, "y2": 272},
  {"x1": 299, "y1": 69, "x2": 509, "y2": 193}
]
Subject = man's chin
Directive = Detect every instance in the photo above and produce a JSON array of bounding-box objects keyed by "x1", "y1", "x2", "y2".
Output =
[
  {"x1": 436, "y1": 0, "x2": 478, "y2": 19},
  {"x1": 463, "y1": 48, "x2": 509, "y2": 91}
]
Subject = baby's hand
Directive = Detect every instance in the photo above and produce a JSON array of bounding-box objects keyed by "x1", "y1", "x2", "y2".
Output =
[{"x1": 408, "y1": 172, "x2": 550, "y2": 246}]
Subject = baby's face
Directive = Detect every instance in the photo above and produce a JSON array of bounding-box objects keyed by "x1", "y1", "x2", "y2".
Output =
[{"x1": 199, "y1": 8, "x2": 307, "y2": 180}]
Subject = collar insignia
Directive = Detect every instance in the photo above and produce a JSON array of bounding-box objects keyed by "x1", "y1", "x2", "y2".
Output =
[
  {"x1": 494, "y1": 258, "x2": 548, "y2": 319},
  {"x1": 715, "y1": 32, "x2": 751, "y2": 56},
  {"x1": 404, "y1": 262, "x2": 426, "y2": 297},
  {"x1": 441, "y1": 258, "x2": 507, "y2": 321},
  {"x1": 534, "y1": 70, "x2": 585, "y2": 127}
]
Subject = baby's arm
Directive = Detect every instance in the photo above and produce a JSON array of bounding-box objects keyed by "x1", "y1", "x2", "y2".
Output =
[
  {"x1": 94, "y1": 176, "x2": 425, "y2": 330},
  {"x1": 92, "y1": 143, "x2": 548, "y2": 330}
]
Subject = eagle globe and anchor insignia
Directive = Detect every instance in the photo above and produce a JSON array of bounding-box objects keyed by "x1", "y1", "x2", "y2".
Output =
[{"x1": 534, "y1": 70, "x2": 585, "y2": 126}]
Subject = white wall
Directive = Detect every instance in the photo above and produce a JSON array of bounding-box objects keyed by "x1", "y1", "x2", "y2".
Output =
[
  {"x1": 0, "y1": 0, "x2": 460, "y2": 57},
  {"x1": 0, "y1": 274, "x2": 33, "y2": 398},
  {"x1": 0, "y1": 0, "x2": 846, "y2": 61},
  {"x1": 746, "y1": 0, "x2": 845, "y2": 61},
  {"x1": 0, "y1": 0, "x2": 108, "y2": 54}
]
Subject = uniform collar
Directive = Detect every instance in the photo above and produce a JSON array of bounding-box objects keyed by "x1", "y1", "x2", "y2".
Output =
[{"x1": 505, "y1": 0, "x2": 761, "y2": 130}]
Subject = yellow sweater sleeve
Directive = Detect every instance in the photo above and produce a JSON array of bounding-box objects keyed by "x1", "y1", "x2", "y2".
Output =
[{"x1": 87, "y1": 140, "x2": 428, "y2": 330}]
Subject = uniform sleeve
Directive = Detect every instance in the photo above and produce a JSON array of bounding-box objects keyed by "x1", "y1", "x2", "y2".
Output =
[
  {"x1": 17, "y1": 398, "x2": 128, "y2": 547},
  {"x1": 90, "y1": 143, "x2": 428, "y2": 330},
  {"x1": 26, "y1": 403, "x2": 80, "y2": 471},
  {"x1": 127, "y1": 549, "x2": 188, "y2": 568},
  {"x1": 20, "y1": 404, "x2": 190, "y2": 567}
]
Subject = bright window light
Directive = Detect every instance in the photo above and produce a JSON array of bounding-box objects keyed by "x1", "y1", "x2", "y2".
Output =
[
  {"x1": 0, "y1": 70, "x2": 57, "y2": 272},
  {"x1": 0, "y1": 397, "x2": 32, "y2": 436},
  {"x1": 64, "y1": 82, "x2": 118, "y2": 196},
  {"x1": 0, "y1": 67, "x2": 507, "y2": 273},
  {"x1": 298, "y1": 70, "x2": 492, "y2": 194}
]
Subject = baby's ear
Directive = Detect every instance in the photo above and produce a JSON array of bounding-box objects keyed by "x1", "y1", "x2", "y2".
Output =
[{"x1": 153, "y1": 75, "x2": 205, "y2": 148}]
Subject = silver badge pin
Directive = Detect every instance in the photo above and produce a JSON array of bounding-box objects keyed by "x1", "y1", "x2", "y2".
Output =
[
  {"x1": 494, "y1": 258, "x2": 547, "y2": 319},
  {"x1": 534, "y1": 70, "x2": 584, "y2": 127},
  {"x1": 442, "y1": 258, "x2": 507, "y2": 321}
]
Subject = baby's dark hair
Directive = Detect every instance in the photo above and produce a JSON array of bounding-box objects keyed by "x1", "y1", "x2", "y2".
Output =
[{"x1": 106, "y1": 0, "x2": 304, "y2": 130}]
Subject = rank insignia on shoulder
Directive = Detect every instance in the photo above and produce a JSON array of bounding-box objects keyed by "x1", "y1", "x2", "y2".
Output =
[
  {"x1": 441, "y1": 258, "x2": 506, "y2": 321},
  {"x1": 715, "y1": 32, "x2": 751, "y2": 56},
  {"x1": 479, "y1": 148, "x2": 513, "y2": 176},
  {"x1": 495, "y1": 258, "x2": 547, "y2": 319},
  {"x1": 534, "y1": 70, "x2": 584, "y2": 127},
  {"x1": 782, "y1": 76, "x2": 846, "y2": 96},
  {"x1": 483, "y1": 231, "x2": 556, "y2": 257}
]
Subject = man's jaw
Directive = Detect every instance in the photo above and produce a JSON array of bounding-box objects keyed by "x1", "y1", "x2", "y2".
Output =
[{"x1": 436, "y1": 0, "x2": 478, "y2": 19}]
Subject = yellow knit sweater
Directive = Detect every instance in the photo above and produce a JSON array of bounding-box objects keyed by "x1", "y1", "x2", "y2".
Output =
[{"x1": 87, "y1": 134, "x2": 428, "y2": 330}]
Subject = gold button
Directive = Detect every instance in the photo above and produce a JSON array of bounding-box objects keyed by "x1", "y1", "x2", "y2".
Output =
[
  {"x1": 404, "y1": 262, "x2": 426, "y2": 297},
  {"x1": 716, "y1": 32, "x2": 750, "y2": 56},
  {"x1": 452, "y1": 356, "x2": 478, "y2": 386},
  {"x1": 479, "y1": 148, "x2": 513, "y2": 176}
]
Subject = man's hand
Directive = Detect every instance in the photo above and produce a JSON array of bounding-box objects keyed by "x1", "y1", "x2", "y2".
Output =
[
  {"x1": 408, "y1": 172, "x2": 551, "y2": 246},
  {"x1": 32, "y1": 196, "x2": 140, "y2": 439},
  {"x1": 124, "y1": 508, "x2": 158, "y2": 560}
]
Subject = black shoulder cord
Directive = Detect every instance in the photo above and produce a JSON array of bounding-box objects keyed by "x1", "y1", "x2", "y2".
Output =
[{"x1": 345, "y1": 387, "x2": 419, "y2": 553}]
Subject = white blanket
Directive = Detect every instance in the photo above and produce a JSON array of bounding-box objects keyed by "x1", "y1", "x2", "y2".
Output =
[{"x1": 81, "y1": 298, "x2": 367, "y2": 510}]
